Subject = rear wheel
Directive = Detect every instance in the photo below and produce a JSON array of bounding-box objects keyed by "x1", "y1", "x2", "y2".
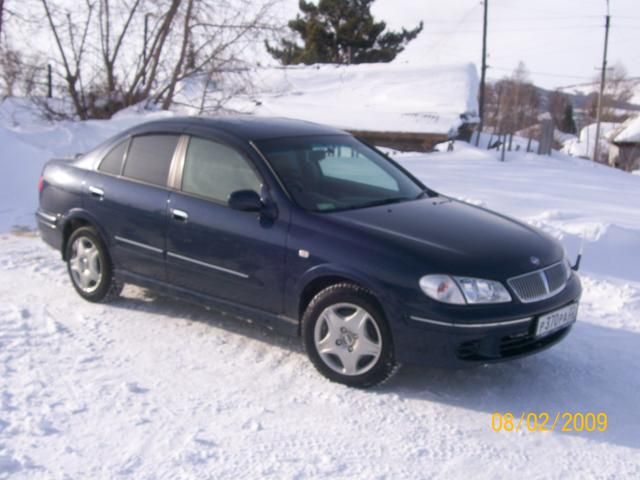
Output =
[
  {"x1": 66, "y1": 226, "x2": 122, "y2": 302},
  {"x1": 302, "y1": 283, "x2": 399, "y2": 388}
]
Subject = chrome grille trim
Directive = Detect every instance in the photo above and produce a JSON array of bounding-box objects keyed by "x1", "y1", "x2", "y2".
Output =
[{"x1": 507, "y1": 261, "x2": 569, "y2": 303}]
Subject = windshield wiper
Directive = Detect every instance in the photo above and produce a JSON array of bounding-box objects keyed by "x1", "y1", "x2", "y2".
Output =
[{"x1": 352, "y1": 197, "x2": 412, "y2": 210}]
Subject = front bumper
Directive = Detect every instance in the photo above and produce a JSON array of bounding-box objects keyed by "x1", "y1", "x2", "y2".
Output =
[{"x1": 392, "y1": 274, "x2": 582, "y2": 367}]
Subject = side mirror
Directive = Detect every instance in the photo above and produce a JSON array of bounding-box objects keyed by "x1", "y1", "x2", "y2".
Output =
[{"x1": 228, "y1": 189, "x2": 262, "y2": 212}]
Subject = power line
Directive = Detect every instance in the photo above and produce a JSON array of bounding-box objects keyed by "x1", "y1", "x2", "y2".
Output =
[
  {"x1": 426, "y1": 24, "x2": 606, "y2": 34},
  {"x1": 420, "y1": 4, "x2": 482, "y2": 56},
  {"x1": 419, "y1": 15, "x2": 602, "y2": 23},
  {"x1": 489, "y1": 66, "x2": 595, "y2": 81}
]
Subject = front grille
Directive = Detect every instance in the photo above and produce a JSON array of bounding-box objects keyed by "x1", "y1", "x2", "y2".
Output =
[
  {"x1": 544, "y1": 262, "x2": 568, "y2": 292},
  {"x1": 508, "y1": 261, "x2": 570, "y2": 303}
]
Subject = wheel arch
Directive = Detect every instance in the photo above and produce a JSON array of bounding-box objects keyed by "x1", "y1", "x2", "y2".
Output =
[
  {"x1": 295, "y1": 265, "x2": 393, "y2": 328},
  {"x1": 60, "y1": 209, "x2": 110, "y2": 260}
]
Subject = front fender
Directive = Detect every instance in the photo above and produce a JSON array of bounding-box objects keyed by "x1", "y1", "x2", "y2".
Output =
[{"x1": 289, "y1": 262, "x2": 403, "y2": 330}]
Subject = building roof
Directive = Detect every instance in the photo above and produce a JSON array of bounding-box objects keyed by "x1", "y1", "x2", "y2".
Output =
[
  {"x1": 223, "y1": 63, "x2": 479, "y2": 136},
  {"x1": 612, "y1": 115, "x2": 640, "y2": 144}
]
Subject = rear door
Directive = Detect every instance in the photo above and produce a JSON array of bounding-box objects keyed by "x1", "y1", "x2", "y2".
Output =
[
  {"x1": 84, "y1": 133, "x2": 180, "y2": 280},
  {"x1": 165, "y1": 134, "x2": 289, "y2": 314}
]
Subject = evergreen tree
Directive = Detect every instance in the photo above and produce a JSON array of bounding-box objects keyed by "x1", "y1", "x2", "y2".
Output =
[
  {"x1": 549, "y1": 90, "x2": 577, "y2": 134},
  {"x1": 266, "y1": 0, "x2": 423, "y2": 65},
  {"x1": 561, "y1": 103, "x2": 577, "y2": 134}
]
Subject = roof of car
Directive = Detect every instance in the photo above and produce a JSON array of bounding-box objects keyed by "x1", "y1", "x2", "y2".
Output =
[{"x1": 128, "y1": 115, "x2": 349, "y2": 141}]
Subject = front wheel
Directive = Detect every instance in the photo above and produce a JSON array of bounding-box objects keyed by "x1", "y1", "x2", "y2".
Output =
[
  {"x1": 302, "y1": 283, "x2": 399, "y2": 388},
  {"x1": 66, "y1": 226, "x2": 122, "y2": 302}
]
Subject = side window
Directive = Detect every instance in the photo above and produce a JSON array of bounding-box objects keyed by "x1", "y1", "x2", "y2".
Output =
[
  {"x1": 122, "y1": 134, "x2": 180, "y2": 186},
  {"x1": 182, "y1": 137, "x2": 262, "y2": 203},
  {"x1": 98, "y1": 139, "x2": 128, "y2": 175},
  {"x1": 318, "y1": 146, "x2": 399, "y2": 191}
]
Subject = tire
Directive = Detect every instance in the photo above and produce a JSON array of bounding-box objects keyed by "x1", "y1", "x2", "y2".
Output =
[
  {"x1": 302, "y1": 283, "x2": 399, "y2": 388},
  {"x1": 65, "y1": 226, "x2": 122, "y2": 303}
]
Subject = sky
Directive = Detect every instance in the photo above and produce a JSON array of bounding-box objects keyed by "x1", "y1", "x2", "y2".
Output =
[{"x1": 280, "y1": 0, "x2": 640, "y2": 90}]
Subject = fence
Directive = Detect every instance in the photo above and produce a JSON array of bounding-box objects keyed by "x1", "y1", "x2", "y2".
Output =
[{"x1": 470, "y1": 119, "x2": 553, "y2": 161}]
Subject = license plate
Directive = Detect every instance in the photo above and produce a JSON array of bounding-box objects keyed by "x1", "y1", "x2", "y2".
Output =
[{"x1": 535, "y1": 303, "x2": 578, "y2": 338}]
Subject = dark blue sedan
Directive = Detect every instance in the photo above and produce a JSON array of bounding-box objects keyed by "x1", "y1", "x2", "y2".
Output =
[{"x1": 36, "y1": 117, "x2": 581, "y2": 387}]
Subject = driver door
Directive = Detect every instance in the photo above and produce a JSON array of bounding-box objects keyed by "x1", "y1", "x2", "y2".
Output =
[{"x1": 166, "y1": 135, "x2": 288, "y2": 314}]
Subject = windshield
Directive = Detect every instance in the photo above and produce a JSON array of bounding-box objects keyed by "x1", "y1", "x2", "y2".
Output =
[{"x1": 256, "y1": 135, "x2": 425, "y2": 212}]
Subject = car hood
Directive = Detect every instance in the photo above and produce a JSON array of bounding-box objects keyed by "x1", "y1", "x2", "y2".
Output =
[{"x1": 327, "y1": 196, "x2": 564, "y2": 278}]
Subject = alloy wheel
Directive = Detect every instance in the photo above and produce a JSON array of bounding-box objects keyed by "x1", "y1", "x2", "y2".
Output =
[
  {"x1": 313, "y1": 302, "x2": 382, "y2": 376},
  {"x1": 69, "y1": 236, "x2": 102, "y2": 293}
]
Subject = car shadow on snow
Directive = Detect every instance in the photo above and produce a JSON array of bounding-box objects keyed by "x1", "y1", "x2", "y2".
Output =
[
  {"x1": 109, "y1": 289, "x2": 638, "y2": 451},
  {"x1": 111, "y1": 285, "x2": 305, "y2": 354},
  {"x1": 382, "y1": 321, "x2": 640, "y2": 451}
]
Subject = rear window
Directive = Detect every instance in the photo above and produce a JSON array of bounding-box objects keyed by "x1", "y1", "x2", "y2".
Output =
[
  {"x1": 123, "y1": 134, "x2": 180, "y2": 186},
  {"x1": 98, "y1": 139, "x2": 128, "y2": 175}
]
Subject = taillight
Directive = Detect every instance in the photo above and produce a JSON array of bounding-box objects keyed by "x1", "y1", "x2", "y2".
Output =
[{"x1": 38, "y1": 175, "x2": 44, "y2": 193}]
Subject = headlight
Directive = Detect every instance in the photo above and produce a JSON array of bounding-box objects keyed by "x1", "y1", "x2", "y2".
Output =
[
  {"x1": 454, "y1": 277, "x2": 512, "y2": 304},
  {"x1": 419, "y1": 275, "x2": 511, "y2": 304},
  {"x1": 419, "y1": 275, "x2": 465, "y2": 304}
]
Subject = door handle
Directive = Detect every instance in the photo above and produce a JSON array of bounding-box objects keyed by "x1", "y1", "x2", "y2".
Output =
[
  {"x1": 171, "y1": 208, "x2": 189, "y2": 221},
  {"x1": 89, "y1": 186, "x2": 104, "y2": 199}
]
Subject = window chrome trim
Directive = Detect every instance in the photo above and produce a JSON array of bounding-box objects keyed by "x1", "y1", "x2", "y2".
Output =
[
  {"x1": 409, "y1": 315, "x2": 533, "y2": 328},
  {"x1": 114, "y1": 236, "x2": 163, "y2": 254},
  {"x1": 167, "y1": 251, "x2": 249, "y2": 279},
  {"x1": 249, "y1": 140, "x2": 292, "y2": 201},
  {"x1": 168, "y1": 134, "x2": 189, "y2": 190}
]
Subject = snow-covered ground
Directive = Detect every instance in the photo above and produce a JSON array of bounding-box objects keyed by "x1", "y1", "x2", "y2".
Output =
[{"x1": 1, "y1": 108, "x2": 640, "y2": 478}]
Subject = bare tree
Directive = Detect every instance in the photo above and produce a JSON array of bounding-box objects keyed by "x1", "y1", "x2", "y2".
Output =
[
  {"x1": 41, "y1": 0, "x2": 95, "y2": 119},
  {"x1": 161, "y1": 0, "x2": 193, "y2": 110},
  {"x1": 98, "y1": 0, "x2": 143, "y2": 94},
  {"x1": 28, "y1": 0, "x2": 280, "y2": 119},
  {"x1": 154, "y1": 0, "x2": 281, "y2": 110},
  {"x1": 0, "y1": 48, "x2": 43, "y2": 97},
  {"x1": 586, "y1": 62, "x2": 633, "y2": 122},
  {"x1": 483, "y1": 62, "x2": 540, "y2": 134},
  {"x1": 0, "y1": 0, "x2": 5, "y2": 40}
]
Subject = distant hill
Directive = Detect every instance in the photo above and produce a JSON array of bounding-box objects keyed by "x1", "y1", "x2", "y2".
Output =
[{"x1": 556, "y1": 77, "x2": 640, "y2": 111}]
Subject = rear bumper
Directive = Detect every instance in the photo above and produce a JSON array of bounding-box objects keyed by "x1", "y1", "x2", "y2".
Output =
[
  {"x1": 36, "y1": 209, "x2": 63, "y2": 251},
  {"x1": 392, "y1": 274, "x2": 582, "y2": 368}
]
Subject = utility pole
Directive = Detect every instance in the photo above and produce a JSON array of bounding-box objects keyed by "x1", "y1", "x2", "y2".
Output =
[
  {"x1": 593, "y1": 0, "x2": 610, "y2": 162},
  {"x1": 476, "y1": 0, "x2": 489, "y2": 146}
]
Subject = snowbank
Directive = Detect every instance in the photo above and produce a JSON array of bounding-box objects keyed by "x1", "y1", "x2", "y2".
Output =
[
  {"x1": 561, "y1": 122, "x2": 619, "y2": 159},
  {"x1": 0, "y1": 98, "x2": 173, "y2": 231}
]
